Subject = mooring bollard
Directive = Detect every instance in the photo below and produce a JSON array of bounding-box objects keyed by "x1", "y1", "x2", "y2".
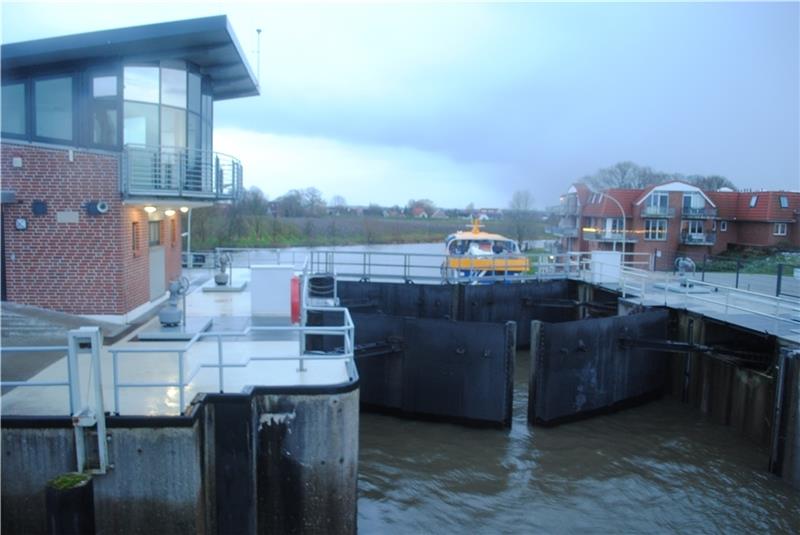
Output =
[{"x1": 45, "y1": 472, "x2": 95, "y2": 535}]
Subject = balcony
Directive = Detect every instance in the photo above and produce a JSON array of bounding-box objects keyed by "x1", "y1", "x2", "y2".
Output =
[
  {"x1": 641, "y1": 206, "x2": 676, "y2": 217},
  {"x1": 681, "y1": 206, "x2": 717, "y2": 218},
  {"x1": 680, "y1": 232, "x2": 717, "y2": 245},
  {"x1": 546, "y1": 226, "x2": 579, "y2": 238},
  {"x1": 583, "y1": 230, "x2": 638, "y2": 243},
  {"x1": 121, "y1": 144, "x2": 244, "y2": 202}
]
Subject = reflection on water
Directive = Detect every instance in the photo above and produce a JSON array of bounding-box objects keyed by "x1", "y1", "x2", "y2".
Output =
[{"x1": 358, "y1": 351, "x2": 800, "y2": 533}]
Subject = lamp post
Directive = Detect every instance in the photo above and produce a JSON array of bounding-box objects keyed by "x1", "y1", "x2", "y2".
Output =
[{"x1": 601, "y1": 193, "x2": 626, "y2": 255}]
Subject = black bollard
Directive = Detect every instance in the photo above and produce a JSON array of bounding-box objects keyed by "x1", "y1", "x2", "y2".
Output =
[{"x1": 46, "y1": 472, "x2": 95, "y2": 535}]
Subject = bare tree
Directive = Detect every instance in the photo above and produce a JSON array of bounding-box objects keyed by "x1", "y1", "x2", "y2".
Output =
[
  {"x1": 508, "y1": 190, "x2": 535, "y2": 246},
  {"x1": 330, "y1": 195, "x2": 347, "y2": 207}
]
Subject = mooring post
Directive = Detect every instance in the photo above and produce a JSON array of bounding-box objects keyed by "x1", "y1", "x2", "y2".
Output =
[
  {"x1": 775, "y1": 264, "x2": 783, "y2": 297},
  {"x1": 46, "y1": 473, "x2": 95, "y2": 535}
]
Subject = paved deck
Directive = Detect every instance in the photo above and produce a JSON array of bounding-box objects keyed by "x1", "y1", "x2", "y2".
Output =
[{"x1": 1, "y1": 268, "x2": 352, "y2": 417}]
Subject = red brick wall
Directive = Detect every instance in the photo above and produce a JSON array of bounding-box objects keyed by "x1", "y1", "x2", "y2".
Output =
[
  {"x1": 121, "y1": 205, "x2": 150, "y2": 313},
  {"x1": 735, "y1": 221, "x2": 792, "y2": 247},
  {"x1": 0, "y1": 142, "x2": 172, "y2": 315},
  {"x1": 2, "y1": 143, "x2": 128, "y2": 314}
]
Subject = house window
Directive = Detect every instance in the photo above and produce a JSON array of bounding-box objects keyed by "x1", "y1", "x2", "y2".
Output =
[
  {"x1": 779, "y1": 196, "x2": 789, "y2": 209},
  {"x1": 774, "y1": 223, "x2": 787, "y2": 236},
  {"x1": 1, "y1": 82, "x2": 26, "y2": 135},
  {"x1": 646, "y1": 192, "x2": 669, "y2": 214},
  {"x1": 91, "y1": 75, "x2": 118, "y2": 146},
  {"x1": 720, "y1": 221, "x2": 728, "y2": 232},
  {"x1": 749, "y1": 195, "x2": 758, "y2": 208},
  {"x1": 148, "y1": 221, "x2": 162, "y2": 246},
  {"x1": 683, "y1": 220, "x2": 704, "y2": 235},
  {"x1": 606, "y1": 217, "x2": 623, "y2": 233},
  {"x1": 34, "y1": 76, "x2": 73, "y2": 141},
  {"x1": 132, "y1": 222, "x2": 140, "y2": 253},
  {"x1": 644, "y1": 219, "x2": 667, "y2": 240}
]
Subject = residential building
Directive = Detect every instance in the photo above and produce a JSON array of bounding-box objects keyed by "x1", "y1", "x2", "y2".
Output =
[
  {"x1": 1, "y1": 16, "x2": 258, "y2": 321},
  {"x1": 551, "y1": 181, "x2": 799, "y2": 267}
]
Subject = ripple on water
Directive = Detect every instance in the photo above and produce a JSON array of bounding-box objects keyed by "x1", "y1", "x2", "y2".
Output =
[{"x1": 358, "y1": 352, "x2": 800, "y2": 533}]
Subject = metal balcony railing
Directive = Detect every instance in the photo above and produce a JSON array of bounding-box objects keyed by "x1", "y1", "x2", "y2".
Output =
[
  {"x1": 546, "y1": 226, "x2": 579, "y2": 238},
  {"x1": 121, "y1": 144, "x2": 244, "y2": 201},
  {"x1": 642, "y1": 206, "x2": 676, "y2": 217},
  {"x1": 682, "y1": 206, "x2": 718, "y2": 218},
  {"x1": 583, "y1": 230, "x2": 638, "y2": 243},
  {"x1": 680, "y1": 232, "x2": 717, "y2": 245}
]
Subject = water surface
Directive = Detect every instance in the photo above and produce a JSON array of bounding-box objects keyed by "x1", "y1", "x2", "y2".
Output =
[{"x1": 358, "y1": 351, "x2": 800, "y2": 533}]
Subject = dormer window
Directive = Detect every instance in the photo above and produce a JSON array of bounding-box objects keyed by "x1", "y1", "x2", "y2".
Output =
[
  {"x1": 749, "y1": 195, "x2": 758, "y2": 207},
  {"x1": 780, "y1": 195, "x2": 789, "y2": 209}
]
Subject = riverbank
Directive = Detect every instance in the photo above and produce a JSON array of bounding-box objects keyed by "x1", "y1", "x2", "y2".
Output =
[{"x1": 188, "y1": 214, "x2": 548, "y2": 250}]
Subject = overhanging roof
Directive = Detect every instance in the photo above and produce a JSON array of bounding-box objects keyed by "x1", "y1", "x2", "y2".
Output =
[{"x1": 1, "y1": 16, "x2": 259, "y2": 101}]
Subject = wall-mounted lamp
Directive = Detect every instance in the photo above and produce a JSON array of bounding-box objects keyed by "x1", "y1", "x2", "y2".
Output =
[
  {"x1": 179, "y1": 206, "x2": 189, "y2": 213},
  {"x1": 164, "y1": 209, "x2": 176, "y2": 217},
  {"x1": 143, "y1": 206, "x2": 157, "y2": 214}
]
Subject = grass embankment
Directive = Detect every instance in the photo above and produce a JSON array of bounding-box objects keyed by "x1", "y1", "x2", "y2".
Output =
[
  {"x1": 703, "y1": 248, "x2": 800, "y2": 275},
  {"x1": 190, "y1": 214, "x2": 547, "y2": 250}
]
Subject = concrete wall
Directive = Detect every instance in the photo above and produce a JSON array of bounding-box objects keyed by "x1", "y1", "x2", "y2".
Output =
[
  {"x1": 1, "y1": 386, "x2": 361, "y2": 534},
  {"x1": 1, "y1": 427, "x2": 76, "y2": 534},
  {"x1": 253, "y1": 390, "x2": 359, "y2": 535},
  {"x1": 1, "y1": 422, "x2": 203, "y2": 534}
]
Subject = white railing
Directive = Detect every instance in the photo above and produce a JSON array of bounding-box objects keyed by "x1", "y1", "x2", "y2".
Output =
[
  {"x1": 1, "y1": 327, "x2": 109, "y2": 473},
  {"x1": 110, "y1": 264, "x2": 355, "y2": 415},
  {"x1": 122, "y1": 144, "x2": 243, "y2": 201}
]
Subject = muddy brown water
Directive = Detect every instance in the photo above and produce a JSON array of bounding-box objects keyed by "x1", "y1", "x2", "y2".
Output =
[{"x1": 357, "y1": 351, "x2": 800, "y2": 533}]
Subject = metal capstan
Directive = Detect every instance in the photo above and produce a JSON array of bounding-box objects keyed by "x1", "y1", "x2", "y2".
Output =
[{"x1": 159, "y1": 276, "x2": 190, "y2": 327}]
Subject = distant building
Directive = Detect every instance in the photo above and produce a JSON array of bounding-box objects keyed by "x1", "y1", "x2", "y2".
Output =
[
  {"x1": 1, "y1": 16, "x2": 258, "y2": 320},
  {"x1": 549, "y1": 181, "x2": 799, "y2": 266}
]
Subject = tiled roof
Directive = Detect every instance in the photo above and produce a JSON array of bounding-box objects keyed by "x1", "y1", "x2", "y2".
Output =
[{"x1": 581, "y1": 189, "x2": 643, "y2": 217}]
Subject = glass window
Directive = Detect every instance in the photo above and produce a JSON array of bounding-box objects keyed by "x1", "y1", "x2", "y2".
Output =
[
  {"x1": 2, "y1": 83, "x2": 26, "y2": 135},
  {"x1": 149, "y1": 221, "x2": 162, "y2": 246},
  {"x1": 749, "y1": 195, "x2": 758, "y2": 208},
  {"x1": 774, "y1": 223, "x2": 787, "y2": 236},
  {"x1": 161, "y1": 67, "x2": 186, "y2": 108},
  {"x1": 124, "y1": 102, "x2": 159, "y2": 145},
  {"x1": 202, "y1": 93, "x2": 212, "y2": 123},
  {"x1": 132, "y1": 222, "x2": 140, "y2": 252},
  {"x1": 92, "y1": 75, "x2": 118, "y2": 146},
  {"x1": 93, "y1": 76, "x2": 117, "y2": 98},
  {"x1": 34, "y1": 77, "x2": 72, "y2": 140},
  {"x1": 683, "y1": 220, "x2": 703, "y2": 234},
  {"x1": 644, "y1": 219, "x2": 667, "y2": 240},
  {"x1": 161, "y1": 107, "x2": 186, "y2": 148},
  {"x1": 779, "y1": 196, "x2": 789, "y2": 209},
  {"x1": 720, "y1": 221, "x2": 728, "y2": 232},
  {"x1": 124, "y1": 66, "x2": 159, "y2": 103},
  {"x1": 188, "y1": 73, "x2": 201, "y2": 113},
  {"x1": 92, "y1": 103, "x2": 117, "y2": 145}
]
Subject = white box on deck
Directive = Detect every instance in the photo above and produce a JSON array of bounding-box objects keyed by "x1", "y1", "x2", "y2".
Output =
[
  {"x1": 590, "y1": 251, "x2": 622, "y2": 284},
  {"x1": 250, "y1": 265, "x2": 294, "y2": 317}
]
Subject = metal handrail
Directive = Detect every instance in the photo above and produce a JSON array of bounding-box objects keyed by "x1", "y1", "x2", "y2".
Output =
[
  {"x1": 121, "y1": 143, "x2": 243, "y2": 200},
  {"x1": 111, "y1": 260, "x2": 355, "y2": 415}
]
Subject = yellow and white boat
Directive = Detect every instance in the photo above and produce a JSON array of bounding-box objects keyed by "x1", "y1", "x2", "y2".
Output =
[{"x1": 442, "y1": 220, "x2": 530, "y2": 281}]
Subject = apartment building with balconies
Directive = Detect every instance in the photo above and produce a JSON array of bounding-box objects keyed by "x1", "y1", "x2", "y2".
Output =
[
  {"x1": 0, "y1": 16, "x2": 258, "y2": 320},
  {"x1": 551, "y1": 181, "x2": 799, "y2": 265}
]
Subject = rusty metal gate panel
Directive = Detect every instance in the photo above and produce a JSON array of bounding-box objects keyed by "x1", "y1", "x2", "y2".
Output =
[
  {"x1": 462, "y1": 281, "x2": 575, "y2": 347},
  {"x1": 529, "y1": 310, "x2": 669, "y2": 425},
  {"x1": 338, "y1": 281, "x2": 455, "y2": 318},
  {"x1": 351, "y1": 313, "x2": 516, "y2": 427},
  {"x1": 400, "y1": 318, "x2": 515, "y2": 426}
]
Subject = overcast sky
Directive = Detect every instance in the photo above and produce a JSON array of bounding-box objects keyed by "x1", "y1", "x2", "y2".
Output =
[{"x1": 2, "y1": 1, "x2": 798, "y2": 209}]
